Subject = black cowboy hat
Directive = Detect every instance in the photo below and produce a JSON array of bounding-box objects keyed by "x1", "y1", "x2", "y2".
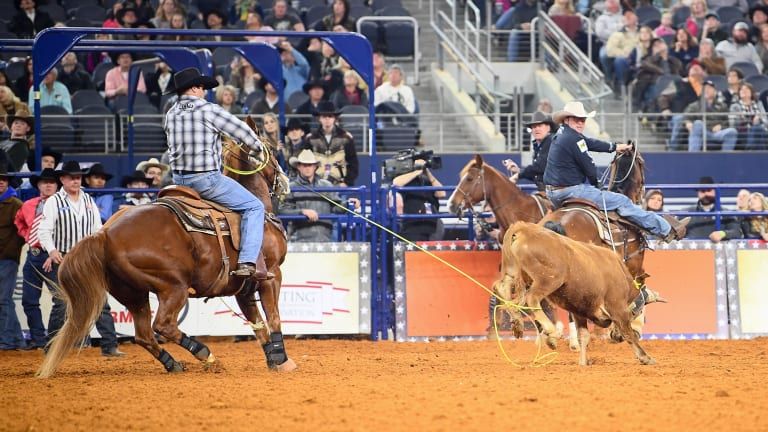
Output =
[
  {"x1": 41, "y1": 147, "x2": 63, "y2": 167},
  {"x1": 120, "y1": 170, "x2": 154, "y2": 187},
  {"x1": 203, "y1": 9, "x2": 228, "y2": 26},
  {"x1": 55, "y1": 160, "x2": 87, "y2": 177},
  {"x1": 524, "y1": 111, "x2": 556, "y2": 130},
  {"x1": 6, "y1": 108, "x2": 33, "y2": 129},
  {"x1": 171, "y1": 67, "x2": 219, "y2": 94},
  {"x1": 85, "y1": 163, "x2": 114, "y2": 181},
  {"x1": 302, "y1": 79, "x2": 327, "y2": 94},
  {"x1": 749, "y1": 5, "x2": 768, "y2": 21},
  {"x1": 258, "y1": 77, "x2": 285, "y2": 92},
  {"x1": 282, "y1": 117, "x2": 308, "y2": 134},
  {"x1": 116, "y1": 2, "x2": 139, "y2": 25},
  {"x1": 30, "y1": 168, "x2": 59, "y2": 189},
  {"x1": 314, "y1": 100, "x2": 340, "y2": 116}
]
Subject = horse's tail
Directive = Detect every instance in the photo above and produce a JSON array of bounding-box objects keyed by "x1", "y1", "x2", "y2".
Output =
[
  {"x1": 544, "y1": 221, "x2": 567, "y2": 236},
  {"x1": 37, "y1": 233, "x2": 109, "y2": 379}
]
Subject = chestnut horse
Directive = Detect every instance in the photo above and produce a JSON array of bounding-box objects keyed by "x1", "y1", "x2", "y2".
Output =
[{"x1": 38, "y1": 117, "x2": 296, "y2": 378}]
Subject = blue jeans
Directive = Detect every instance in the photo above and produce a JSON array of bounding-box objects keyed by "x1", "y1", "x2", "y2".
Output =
[
  {"x1": 546, "y1": 184, "x2": 671, "y2": 237},
  {"x1": 22, "y1": 250, "x2": 53, "y2": 347},
  {"x1": 668, "y1": 114, "x2": 686, "y2": 150},
  {"x1": 614, "y1": 56, "x2": 630, "y2": 87},
  {"x1": 173, "y1": 170, "x2": 264, "y2": 264},
  {"x1": 0, "y1": 259, "x2": 24, "y2": 349},
  {"x1": 46, "y1": 262, "x2": 118, "y2": 351},
  {"x1": 689, "y1": 120, "x2": 737, "y2": 151},
  {"x1": 746, "y1": 124, "x2": 768, "y2": 150},
  {"x1": 599, "y1": 46, "x2": 614, "y2": 83}
]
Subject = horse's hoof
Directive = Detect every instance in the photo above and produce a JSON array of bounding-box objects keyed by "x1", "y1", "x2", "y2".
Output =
[
  {"x1": 609, "y1": 328, "x2": 624, "y2": 344},
  {"x1": 569, "y1": 340, "x2": 581, "y2": 352},
  {"x1": 546, "y1": 336, "x2": 558, "y2": 351},
  {"x1": 511, "y1": 321, "x2": 524, "y2": 339},
  {"x1": 202, "y1": 357, "x2": 225, "y2": 373},
  {"x1": 274, "y1": 357, "x2": 298, "y2": 372},
  {"x1": 169, "y1": 361, "x2": 186, "y2": 373},
  {"x1": 640, "y1": 356, "x2": 656, "y2": 366}
]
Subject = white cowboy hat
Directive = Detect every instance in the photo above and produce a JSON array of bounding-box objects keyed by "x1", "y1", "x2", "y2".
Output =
[
  {"x1": 552, "y1": 101, "x2": 596, "y2": 124},
  {"x1": 288, "y1": 149, "x2": 320, "y2": 168},
  {"x1": 136, "y1": 157, "x2": 170, "y2": 174}
]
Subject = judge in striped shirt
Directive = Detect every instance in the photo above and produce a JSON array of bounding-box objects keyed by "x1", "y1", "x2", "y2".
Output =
[
  {"x1": 13, "y1": 168, "x2": 58, "y2": 349},
  {"x1": 36, "y1": 161, "x2": 124, "y2": 357}
]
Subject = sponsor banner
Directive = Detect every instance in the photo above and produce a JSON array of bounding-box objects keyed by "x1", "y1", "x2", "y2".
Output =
[
  {"x1": 395, "y1": 240, "x2": 729, "y2": 341},
  {"x1": 726, "y1": 241, "x2": 768, "y2": 338},
  {"x1": 394, "y1": 241, "x2": 502, "y2": 341},
  {"x1": 15, "y1": 243, "x2": 371, "y2": 338}
]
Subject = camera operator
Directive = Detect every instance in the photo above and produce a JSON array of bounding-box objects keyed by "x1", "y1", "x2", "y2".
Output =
[{"x1": 392, "y1": 158, "x2": 445, "y2": 241}]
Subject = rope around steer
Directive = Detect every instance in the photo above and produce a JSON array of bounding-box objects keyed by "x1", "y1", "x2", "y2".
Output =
[{"x1": 294, "y1": 182, "x2": 560, "y2": 368}]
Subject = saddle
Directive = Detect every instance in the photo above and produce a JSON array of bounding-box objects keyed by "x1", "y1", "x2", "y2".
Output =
[
  {"x1": 559, "y1": 198, "x2": 646, "y2": 248},
  {"x1": 155, "y1": 185, "x2": 242, "y2": 250}
]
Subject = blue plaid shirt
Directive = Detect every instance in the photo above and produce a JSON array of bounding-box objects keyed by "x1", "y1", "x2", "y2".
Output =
[{"x1": 164, "y1": 95, "x2": 263, "y2": 172}]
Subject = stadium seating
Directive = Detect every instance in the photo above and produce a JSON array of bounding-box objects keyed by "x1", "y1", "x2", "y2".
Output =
[
  {"x1": 375, "y1": 6, "x2": 411, "y2": 17},
  {"x1": 72, "y1": 89, "x2": 107, "y2": 112},
  {"x1": 40, "y1": 105, "x2": 73, "y2": 127},
  {"x1": 92, "y1": 62, "x2": 114, "y2": 90},
  {"x1": 38, "y1": 3, "x2": 68, "y2": 24},
  {"x1": 716, "y1": 6, "x2": 744, "y2": 25},
  {"x1": 358, "y1": 20, "x2": 381, "y2": 50},
  {"x1": 707, "y1": 74, "x2": 728, "y2": 93},
  {"x1": 382, "y1": 21, "x2": 415, "y2": 57},
  {"x1": 731, "y1": 61, "x2": 761, "y2": 79},
  {"x1": 287, "y1": 90, "x2": 309, "y2": 110},
  {"x1": 635, "y1": 5, "x2": 661, "y2": 27},
  {"x1": 4, "y1": 60, "x2": 27, "y2": 83},
  {"x1": 74, "y1": 104, "x2": 115, "y2": 149},
  {"x1": 745, "y1": 74, "x2": 768, "y2": 93},
  {"x1": 72, "y1": 4, "x2": 108, "y2": 24}
]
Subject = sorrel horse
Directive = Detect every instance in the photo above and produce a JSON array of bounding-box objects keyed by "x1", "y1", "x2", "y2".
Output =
[{"x1": 38, "y1": 117, "x2": 296, "y2": 378}]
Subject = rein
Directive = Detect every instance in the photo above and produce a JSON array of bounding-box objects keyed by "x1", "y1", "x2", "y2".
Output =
[{"x1": 223, "y1": 141, "x2": 271, "y2": 176}]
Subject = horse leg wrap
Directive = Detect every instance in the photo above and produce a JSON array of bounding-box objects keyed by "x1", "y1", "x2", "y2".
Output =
[
  {"x1": 629, "y1": 291, "x2": 646, "y2": 318},
  {"x1": 262, "y1": 332, "x2": 288, "y2": 368},
  {"x1": 157, "y1": 349, "x2": 179, "y2": 372},
  {"x1": 180, "y1": 334, "x2": 210, "y2": 361}
]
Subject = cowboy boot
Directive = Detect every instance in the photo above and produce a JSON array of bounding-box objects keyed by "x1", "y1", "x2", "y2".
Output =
[
  {"x1": 232, "y1": 253, "x2": 274, "y2": 280},
  {"x1": 662, "y1": 215, "x2": 691, "y2": 242}
]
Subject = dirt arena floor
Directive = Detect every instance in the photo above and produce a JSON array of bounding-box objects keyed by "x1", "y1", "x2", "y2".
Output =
[{"x1": 1, "y1": 337, "x2": 767, "y2": 432}]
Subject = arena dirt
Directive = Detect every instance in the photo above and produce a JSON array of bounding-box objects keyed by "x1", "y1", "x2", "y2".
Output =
[{"x1": 1, "y1": 338, "x2": 766, "y2": 431}]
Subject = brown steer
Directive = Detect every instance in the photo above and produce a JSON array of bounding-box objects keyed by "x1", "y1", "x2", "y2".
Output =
[{"x1": 496, "y1": 221, "x2": 655, "y2": 366}]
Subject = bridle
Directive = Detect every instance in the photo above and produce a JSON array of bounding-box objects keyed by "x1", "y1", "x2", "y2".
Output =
[{"x1": 222, "y1": 140, "x2": 286, "y2": 198}]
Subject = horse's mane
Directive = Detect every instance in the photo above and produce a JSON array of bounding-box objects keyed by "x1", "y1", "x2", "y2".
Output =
[
  {"x1": 458, "y1": 159, "x2": 508, "y2": 182},
  {"x1": 609, "y1": 148, "x2": 645, "y2": 201}
]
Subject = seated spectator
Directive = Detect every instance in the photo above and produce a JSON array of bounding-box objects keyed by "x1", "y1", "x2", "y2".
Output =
[
  {"x1": 749, "y1": 5, "x2": 768, "y2": 41},
  {"x1": 104, "y1": 52, "x2": 147, "y2": 106},
  {"x1": 146, "y1": 62, "x2": 173, "y2": 107},
  {"x1": 279, "y1": 41, "x2": 309, "y2": 98},
  {"x1": 670, "y1": 28, "x2": 700, "y2": 69},
  {"x1": 499, "y1": 0, "x2": 538, "y2": 61},
  {"x1": 308, "y1": 40, "x2": 343, "y2": 94},
  {"x1": 654, "y1": 13, "x2": 676, "y2": 38},
  {"x1": 26, "y1": 147, "x2": 61, "y2": 173},
  {"x1": 549, "y1": 0, "x2": 576, "y2": 16},
  {"x1": 716, "y1": 22, "x2": 763, "y2": 73},
  {"x1": 279, "y1": 149, "x2": 351, "y2": 242},
  {"x1": 634, "y1": 39, "x2": 683, "y2": 112},
  {"x1": 685, "y1": 0, "x2": 708, "y2": 40},
  {"x1": 331, "y1": 70, "x2": 368, "y2": 110},
  {"x1": 203, "y1": 10, "x2": 229, "y2": 42},
  {"x1": 643, "y1": 189, "x2": 664, "y2": 212},
  {"x1": 536, "y1": 98, "x2": 554, "y2": 113},
  {"x1": 243, "y1": 12, "x2": 278, "y2": 44},
  {"x1": 616, "y1": 25, "x2": 654, "y2": 88},
  {"x1": 728, "y1": 82, "x2": 768, "y2": 149},
  {"x1": 118, "y1": 170, "x2": 154, "y2": 209},
  {"x1": 151, "y1": 0, "x2": 185, "y2": 28},
  {"x1": 159, "y1": 12, "x2": 191, "y2": 41},
  {"x1": 722, "y1": 67, "x2": 743, "y2": 106},
  {"x1": 700, "y1": 12, "x2": 729, "y2": 46},
  {"x1": 261, "y1": 113, "x2": 286, "y2": 170},
  {"x1": 113, "y1": 3, "x2": 141, "y2": 40},
  {"x1": 136, "y1": 157, "x2": 170, "y2": 189},
  {"x1": 216, "y1": 84, "x2": 242, "y2": 115},
  {"x1": 698, "y1": 38, "x2": 727, "y2": 75},
  {"x1": 755, "y1": 23, "x2": 768, "y2": 71},
  {"x1": 295, "y1": 79, "x2": 327, "y2": 123},
  {"x1": 85, "y1": 34, "x2": 113, "y2": 74},
  {"x1": 741, "y1": 192, "x2": 768, "y2": 239},
  {"x1": 9, "y1": 0, "x2": 54, "y2": 39},
  {"x1": 103, "y1": 1, "x2": 124, "y2": 28},
  {"x1": 373, "y1": 51, "x2": 388, "y2": 89},
  {"x1": 604, "y1": 10, "x2": 640, "y2": 91},
  {"x1": 374, "y1": 65, "x2": 416, "y2": 114},
  {"x1": 684, "y1": 80, "x2": 738, "y2": 151},
  {"x1": 264, "y1": 0, "x2": 305, "y2": 32},
  {"x1": 736, "y1": 188, "x2": 751, "y2": 210},
  {"x1": 231, "y1": 0, "x2": 262, "y2": 24},
  {"x1": 0, "y1": 86, "x2": 28, "y2": 140},
  {"x1": 132, "y1": 0, "x2": 155, "y2": 25},
  {"x1": 660, "y1": 61, "x2": 705, "y2": 118},
  {"x1": 283, "y1": 118, "x2": 308, "y2": 176},
  {"x1": 316, "y1": 0, "x2": 355, "y2": 32},
  {"x1": 391, "y1": 157, "x2": 445, "y2": 241},
  {"x1": 596, "y1": 0, "x2": 624, "y2": 68},
  {"x1": 28, "y1": 69, "x2": 71, "y2": 114},
  {"x1": 83, "y1": 163, "x2": 115, "y2": 222},
  {"x1": 228, "y1": 57, "x2": 261, "y2": 106},
  {"x1": 58, "y1": 53, "x2": 93, "y2": 96},
  {"x1": 11, "y1": 58, "x2": 32, "y2": 107},
  {"x1": 304, "y1": 101, "x2": 358, "y2": 186},
  {"x1": 250, "y1": 78, "x2": 291, "y2": 115},
  {"x1": 685, "y1": 176, "x2": 743, "y2": 241},
  {"x1": 0, "y1": 109, "x2": 33, "y2": 172}
]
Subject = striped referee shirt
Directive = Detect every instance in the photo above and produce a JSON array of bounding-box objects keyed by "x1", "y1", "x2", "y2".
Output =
[
  {"x1": 164, "y1": 95, "x2": 264, "y2": 172},
  {"x1": 38, "y1": 189, "x2": 102, "y2": 254}
]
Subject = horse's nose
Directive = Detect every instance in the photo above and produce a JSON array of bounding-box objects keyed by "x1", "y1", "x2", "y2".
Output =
[{"x1": 447, "y1": 201, "x2": 458, "y2": 215}]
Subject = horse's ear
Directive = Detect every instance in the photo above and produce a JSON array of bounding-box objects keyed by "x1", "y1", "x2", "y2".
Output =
[
  {"x1": 246, "y1": 115, "x2": 257, "y2": 130},
  {"x1": 474, "y1": 154, "x2": 483, "y2": 168}
]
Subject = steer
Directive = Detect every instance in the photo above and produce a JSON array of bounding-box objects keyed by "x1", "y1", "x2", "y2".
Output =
[{"x1": 495, "y1": 221, "x2": 655, "y2": 366}]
